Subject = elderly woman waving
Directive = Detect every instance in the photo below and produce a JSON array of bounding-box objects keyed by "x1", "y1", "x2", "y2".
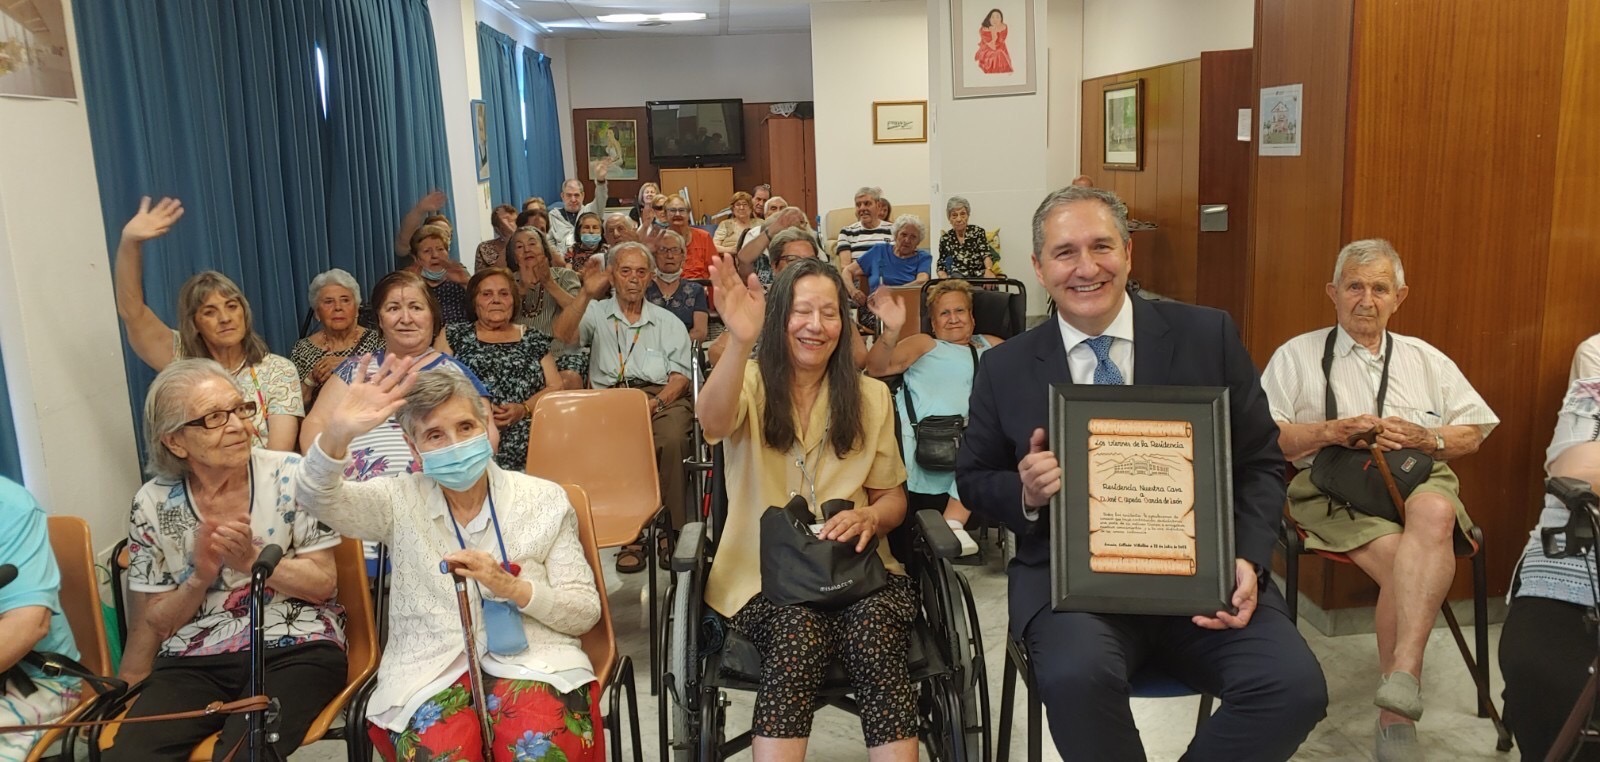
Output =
[{"x1": 296, "y1": 360, "x2": 604, "y2": 762}]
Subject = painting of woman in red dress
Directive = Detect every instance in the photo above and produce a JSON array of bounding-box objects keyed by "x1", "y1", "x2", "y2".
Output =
[{"x1": 974, "y1": 9, "x2": 1013, "y2": 75}]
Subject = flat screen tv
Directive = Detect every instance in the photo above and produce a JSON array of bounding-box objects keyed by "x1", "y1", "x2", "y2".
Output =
[{"x1": 646, "y1": 99, "x2": 745, "y2": 165}]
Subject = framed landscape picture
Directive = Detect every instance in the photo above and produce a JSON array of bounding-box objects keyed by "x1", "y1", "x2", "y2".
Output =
[
  {"x1": 1103, "y1": 80, "x2": 1143, "y2": 171},
  {"x1": 585, "y1": 118, "x2": 638, "y2": 180}
]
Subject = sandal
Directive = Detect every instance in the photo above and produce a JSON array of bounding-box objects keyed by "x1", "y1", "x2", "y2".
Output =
[
  {"x1": 657, "y1": 531, "x2": 676, "y2": 572},
  {"x1": 615, "y1": 543, "x2": 647, "y2": 574}
]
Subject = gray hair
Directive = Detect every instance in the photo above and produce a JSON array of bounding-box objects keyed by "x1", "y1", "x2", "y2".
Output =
[
  {"x1": 395, "y1": 369, "x2": 489, "y2": 441},
  {"x1": 764, "y1": 196, "x2": 788, "y2": 215},
  {"x1": 946, "y1": 196, "x2": 972, "y2": 216},
  {"x1": 1332, "y1": 238, "x2": 1407, "y2": 288},
  {"x1": 307, "y1": 268, "x2": 362, "y2": 308},
  {"x1": 142, "y1": 359, "x2": 241, "y2": 481},
  {"x1": 891, "y1": 214, "x2": 927, "y2": 242},
  {"x1": 768, "y1": 226, "x2": 823, "y2": 261},
  {"x1": 1031, "y1": 185, "x2": 1131, "y2": 257},
  {"x1": 562, "y1": 178, "x2": 583, "y2": 193},
  {"x1": 753, "y1": 183, "x2": 772, "y2": 195},
  {"x1": 603, "y1": 212, "x2": 632, "y2": 230},
  {"x1": 609, "y1": 241, "x2": 655, "y2": 271},
  {"x1": 853, "y1": 186, "x2": 882, "y2": 203},
  {"x1": 656, "y1": 230, "x2": 686, "y2": 251}
]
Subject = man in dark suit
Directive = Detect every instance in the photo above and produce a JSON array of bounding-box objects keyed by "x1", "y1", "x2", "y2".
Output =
[{"x1": 956, "y1": 186, "x2": 1327, "y2": 760}]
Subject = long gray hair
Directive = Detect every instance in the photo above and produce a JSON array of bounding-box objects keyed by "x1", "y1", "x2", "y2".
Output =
[{"x1": 143, "y1": 358, "x2": 241, "y2": 480}]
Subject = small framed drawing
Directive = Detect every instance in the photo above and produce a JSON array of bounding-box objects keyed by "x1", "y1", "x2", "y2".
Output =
[
  {"x1": 1102, "y1": 80, "x2": 1143, "y2": 171},
  {"x1": 873, "y1": 101, "x2": 928, "y2": 144},
  {"x1": 471, "y1": 99, "x2": 490, "y2": 182}
]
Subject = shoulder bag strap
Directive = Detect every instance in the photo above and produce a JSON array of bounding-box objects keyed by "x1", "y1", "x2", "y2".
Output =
[{"x1": 1320, "y1": 327, "x2": 1339, "y2": 421}]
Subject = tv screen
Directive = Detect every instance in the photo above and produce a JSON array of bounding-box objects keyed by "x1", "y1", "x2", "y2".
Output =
[{"x1": 646, "y1": 99, "x2": 745, "y2": 164}]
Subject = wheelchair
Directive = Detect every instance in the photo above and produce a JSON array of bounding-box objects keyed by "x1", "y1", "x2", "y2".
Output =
[{"x1": 656, "y1": 446, "x2": 992, "y2": 761}]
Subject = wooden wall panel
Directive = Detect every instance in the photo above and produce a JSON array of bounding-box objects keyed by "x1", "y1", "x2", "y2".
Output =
[{"x1": 1195, "y1": 49, "x2": 1253, "y2": 323}]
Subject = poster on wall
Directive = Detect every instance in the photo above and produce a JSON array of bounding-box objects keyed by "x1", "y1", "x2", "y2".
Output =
[
  {"x1": 950, "y1": 0, "x2": 1036, "y2": 99},
  {"x1": 586, "y1": 119, "x2": 638, "y2": 180},
  {"x1": 0, "y1": 0, "x2": 77, "y2": 101},
  {"x1": 1102, "y1": 80, "x2": 1142, "y2": 171},
  {"x1": 1258, "y1": 84, "x2": 1303, "y2": 156},
  {"x1": 471, "y1": 99, "x2": 490, "y2": 182}
]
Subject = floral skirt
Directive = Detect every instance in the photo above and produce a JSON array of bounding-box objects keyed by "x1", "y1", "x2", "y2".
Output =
[{"x1": 369, "y1": 673, "x2": 603, "y2": 762}]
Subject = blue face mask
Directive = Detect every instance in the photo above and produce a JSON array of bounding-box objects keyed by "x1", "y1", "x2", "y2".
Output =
[
  {"x1": 420, "y1": 267, "x2": 446, "y2": 283},
  {"x1": 421, "y1": 434, "x2": 493, "y2": 491},
  {"x1": 579, "y1": 233, "x2": 602, "y2": 248},
  {"x1": 652, "y1": 218, "x2": 669, "y2": 229}
]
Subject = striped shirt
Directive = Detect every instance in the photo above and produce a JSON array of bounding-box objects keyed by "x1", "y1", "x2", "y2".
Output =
[
  {"x1": 1261, "y1": 326, "x2": 1499, "y2": 468},
  {"x1": 1515, "y1": 378, "x2": 1600, "y2": 606},
  {"x1": 834, "y1": 221, "x2": 892, "y2": 265}
]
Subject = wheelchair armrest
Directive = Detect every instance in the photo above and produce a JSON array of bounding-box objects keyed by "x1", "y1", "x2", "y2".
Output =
[
  {"x1": 673, "y1": 521, "x2": 708, "y2": 572},
  {"x1": 915, "y1": 509, "x2": 963, "y2": 560}
]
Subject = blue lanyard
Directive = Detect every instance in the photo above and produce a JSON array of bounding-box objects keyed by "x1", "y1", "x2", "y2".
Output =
[{"x1": 448, "y1": 484, "x2": 513, "y2": 573}]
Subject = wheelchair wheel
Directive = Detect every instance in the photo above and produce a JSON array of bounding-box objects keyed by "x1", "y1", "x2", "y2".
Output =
[
  {"x1": 696, "y1": 688, "x2": 724, "y2": 762},
  {"x1": 920, "y1": 674, "x2": 968, "y2": 762},
  {"x1": 663, "y1": 572, "x2": 699, "y2": 762}
]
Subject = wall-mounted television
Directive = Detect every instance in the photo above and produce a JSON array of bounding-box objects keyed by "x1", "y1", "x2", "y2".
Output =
[{"x1": 646, "y1": 99, "x2": 745, "y2": 165}]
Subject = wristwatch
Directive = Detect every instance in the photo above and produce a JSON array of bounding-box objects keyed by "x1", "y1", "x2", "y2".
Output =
[
  {"x1": 655, "y1": 396, "x2": 667, "y2": 412},
  {"x1": 1432, "y1": 430, "x2": 1445, "y2": 454}
]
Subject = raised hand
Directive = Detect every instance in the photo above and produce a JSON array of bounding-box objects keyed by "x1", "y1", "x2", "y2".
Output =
[
  {"x1": 1019, "y1": 427, "x2": 1061, "y2": 508},
  {"x1": 764, "y1": 206, "x2": 806, "y2": 234},
  {"x1": 420, "y1": 188, "x2": 447, "y2": 212},
  {"x1": 325, "y1": 354, "x2": 420, "y2": 450},
  {"x1": 580, "y1": 257, "x2": 610, "y2": 298},
  {"x1": 709, "y1": 252, "x2": 765, "y2": 345},
  {"x1": 122, "y1": 196, "x2": 185, "y2": 243},
  {"x1": 593, "y1": 157, "x2": 611, "y2": 183},
  {"x1": 868, "y1": 287, "x2": 907, "y2": 334}
]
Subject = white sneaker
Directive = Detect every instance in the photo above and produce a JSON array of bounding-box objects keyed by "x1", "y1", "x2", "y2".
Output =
[{"x1": 947, "y1": 519, "x2": 979, "y2": 557}]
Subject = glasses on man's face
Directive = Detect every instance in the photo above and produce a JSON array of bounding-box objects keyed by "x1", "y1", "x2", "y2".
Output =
[{"x1": 182, "y1": 401, "x2": 258, "y2": 430}]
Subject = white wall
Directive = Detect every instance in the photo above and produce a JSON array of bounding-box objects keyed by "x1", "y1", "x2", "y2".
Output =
[
  {"x1": 0, "y1": 1, "x2": 142, "y2": 548},
  {"x1": 431, "y1": 0, "x2": 490, "y2": 265},
  {"x1": 562, "y1": 33, "x2": 813, "y2": 110},
  {"x1": 1081, "y1": 0, "x2": 1253, "y2": 78},
  {"x1": 812, "y1": 1, "x2": 929, "y2": 215},
  {"x1": 1046, "y1": 0, "x2": 1085, "y2": 191}
]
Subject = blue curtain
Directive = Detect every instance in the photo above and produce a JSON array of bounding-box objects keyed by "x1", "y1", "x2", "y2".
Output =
[
  {"x1": 476, "y1": 23, "x2": 530, "y2": 207},
  {"x1": 73, "y1": 0, "x2": 453, "y2": 429},
  {"x1": 0, "y1": 344, "x2": 21, "y2": 483},
  {"x1": 523, "y1": 48, "x2": 565, "y2": 202}
]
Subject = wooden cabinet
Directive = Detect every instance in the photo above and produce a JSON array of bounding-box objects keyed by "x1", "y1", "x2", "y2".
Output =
[
  {"x1": 765, "y1": 116, "x2": 818, "y2": 220},
  {"x1": 658, "y1": 167, "x2": 734, "y2": 222}
]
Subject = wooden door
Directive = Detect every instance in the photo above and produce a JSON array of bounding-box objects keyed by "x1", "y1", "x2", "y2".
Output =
[
  {"x1": 766, "y1": 117, "x2": 807, "y2": 217},
  {"x1": 1195, "y1": 49, "x2": 1254, "y2": 325}
]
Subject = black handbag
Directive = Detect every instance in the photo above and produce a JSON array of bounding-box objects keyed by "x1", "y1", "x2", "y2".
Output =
[
  {"x1": 759, "y1": 496, "x2": 888, "y2": 610},
  {"x1": 904, "y1": 343, "x2": 979, "y2": 471},
  {"x1": 1307, "y1": 328, "x2": 1433, "y2": 522}
]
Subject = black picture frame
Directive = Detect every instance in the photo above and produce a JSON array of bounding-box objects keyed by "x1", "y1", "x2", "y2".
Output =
[{"x1": 1048, "y1": 384, "x2": 1236, "y2": 617}]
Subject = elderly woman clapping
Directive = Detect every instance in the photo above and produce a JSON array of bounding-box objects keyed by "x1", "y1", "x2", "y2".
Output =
[
  {"x1": 113, "y1": 197, "x2": 305, "y2": 450},
  {"x1": 105, "y1": 359, "x2": 346, "y2": 761},
  {"x1": 291, "y1": 269, "x2": 386, "y2": 405},
  {"x1": 296, "y1": 360, "x2": 604, "y2": 762}
]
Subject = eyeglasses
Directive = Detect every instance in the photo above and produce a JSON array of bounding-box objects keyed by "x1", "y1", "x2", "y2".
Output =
[
  {"x1": 182, "y1": 401, "x2": 258, "y2": 430},
  {"x1": 657, "y1": 247, "x2": 685, "y2": 254},
  {"x1": 666, "y1": 208, "x2": 688, "y2": 215}
]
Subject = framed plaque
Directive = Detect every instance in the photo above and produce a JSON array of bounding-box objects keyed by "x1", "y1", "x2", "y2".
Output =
[{"x1": 1048, "y1": 384, "x2": 1236, "y2": 616}]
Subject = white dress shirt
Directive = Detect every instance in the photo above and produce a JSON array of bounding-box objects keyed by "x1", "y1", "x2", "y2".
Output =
[{"x1": 1571, "y1": 333, "x2": 1600, "y2": 384}]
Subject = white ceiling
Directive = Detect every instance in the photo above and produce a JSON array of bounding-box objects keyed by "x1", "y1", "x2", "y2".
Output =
[{"x1": 501, "y1": 0, "x2": 817, "y2": 38}]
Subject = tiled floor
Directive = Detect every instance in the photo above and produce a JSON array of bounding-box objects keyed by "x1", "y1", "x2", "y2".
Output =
[{"x1": 295, "y1": 538, "x2": 1515, "y2": 761}]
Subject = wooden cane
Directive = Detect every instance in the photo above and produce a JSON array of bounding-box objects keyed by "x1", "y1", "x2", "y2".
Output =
[
  {"x1": 444, "y1": 561, "x2": 497, "y2": 760},
  {"x1": 1347, "y1": 428, "x2": 1408, "y2": 523}
]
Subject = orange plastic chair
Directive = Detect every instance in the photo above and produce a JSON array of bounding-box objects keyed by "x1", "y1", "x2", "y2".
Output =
[
  {"x1": 23, "y1": 516, "x2": 114, "y2": 762},
  {"x1": 564, "y1": 483, "x2": 643, "y2": 762}
]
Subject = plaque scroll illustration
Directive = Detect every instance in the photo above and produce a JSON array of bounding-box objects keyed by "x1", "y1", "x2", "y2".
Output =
[{"x1": 1086, "y1": 418, "x2": 1197, "y2": 576}]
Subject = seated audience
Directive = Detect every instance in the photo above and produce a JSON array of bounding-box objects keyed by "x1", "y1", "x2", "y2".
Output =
[
  {"x1": 291, "y1": 268, "x2": 385, "y2": 406},
  {"x1": 938, "y1": 196, "x2": 999, "y2": 279},
  {"x1": 394, "y1": 188, "x2": 448, "y2": 266},
  {"x1": 865, "y1": 279, "x2": 1002, "y2": 554},
  {"x1": 113, "y1": 196, "x2": 304, "y2": 451},
  {"x1": 638, "y1": 191, "x2": 668, "y2": 233},
  {"x1": 1571, "y1": 332, "x2": 1600, "y2": 382},
  {"x1": 713, "y1": 192, "x2": 756, "y2": 255},
  {"x1": 295, "y1": 364, "x2": 603, "y2": 762},
  {"x1": 0, "y1": 477, "x2": 83, "y2": 759},
  {"x1": 664, "y1": 195, "x2": 715, "y2": 279},
  {"x1": 509, "y1": 228, "x2": 587, "y2": 391},
  {"x1": 553, "y1": 245, "x2": 693, "y2": 574},
  {"x1": 1500, "y1": 375, "x2": 1600, "y2": 760},
  {"x1": 958, "y1": 186, "x2": 1326, "y2": 760},
  {"x1": 549, "y1": 161, "x2": 611, "y2": 251},
  {"x1": 844, "y1": 215, "x2": 932, "y2": 310},
  {"x1": 437, "y1": 267, "x2": 563, "y2": 471},
  {"x1": 878, "y1": 197, "x2": 893, "y2": 222},
  {"x1": 299, "y1": 270, "x2": 489, "y2": 476},
  {"x1": 646, "y1": 231, "x2": 710, "y2": 342},
  {"x1": 107, "y1": 359, "x2": 346, "y2": 761},
  {"x1": 474, "y1": 204, "x2": 519, "y2": 271},
  {"x1": 712, "y1": 225, "x2": 867, "y2": 368},
  {"x1": 565, "y1": 211, "x2": 607, "y2": 272},
  {"x1": 522, "y1": 196, "x2": 545, "y2": 213},
  {"x1": 734, "y1": 198, "x2": 794, "y2": 273},
  {"x1": 1262, "y1": 238, "x2": 1497, "y2": 757},
  {"x1": 422, "y1": 214, "x2": 453, "y2": 244},
  {"x1": 405, "y1": 223, "x2": 471, "y2": 327},
  {"x1": 699, "y1": 254, "x2": 918, "y2": 762},
  {"x1": 604, "y1": 212, "x2": 640, "y2": 252},
  {"x1": 630, "y1": 182, "x2": 661, "y2": 225},
  {"x1": 834, "y1": 186, "x2": 893, "y2": 268},
  {"x1": 751, "y1": 184, "x2": 772, "y2": 219},
  {"x1": 516, "y1": 208, "x2": 562, "y2": 265}
]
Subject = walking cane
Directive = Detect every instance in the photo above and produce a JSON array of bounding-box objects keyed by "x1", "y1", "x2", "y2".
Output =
[
  {"x1": 443, "y1": 560, "x2": 497, "y2": 760},
  {"x1": 1347, "y1": 428, "x2": 1407, "y2": 523}
]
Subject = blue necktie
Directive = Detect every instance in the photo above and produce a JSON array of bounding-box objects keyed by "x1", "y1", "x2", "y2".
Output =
[{"x1": 1084, "y1": 335, "x2": 1124, "y2": 385}]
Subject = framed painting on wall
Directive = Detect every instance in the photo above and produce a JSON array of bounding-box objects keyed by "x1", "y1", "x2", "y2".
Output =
[
  {"x1": 585, "y1": 118, "x2": 638, "y2": 180},
  {"x1": 873, "y1": 101, "x2": 928, "y2": 144},
  {"x1": 950, "y1": 0, "x2": 1037, "y2": 98},
  {"x1": 1102, "y1": 80, "x2": 1143, "y2": 171},
  {"x1": 471, "y1": 99, "x2": 490, "y2": 182}
]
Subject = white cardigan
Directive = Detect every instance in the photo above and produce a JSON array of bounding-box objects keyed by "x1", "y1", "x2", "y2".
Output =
[{"x1": 295, "y1": 440, "x2": 601, "y2": 719}]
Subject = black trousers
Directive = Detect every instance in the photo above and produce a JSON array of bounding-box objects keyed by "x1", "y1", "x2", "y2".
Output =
[
  {"x1": 1501, "y1": 595, "x2": 1600, "y2": 761},
  {"x1": 103, "y1": 641, "x2": 346, "y2": 762},
  {"x1": 1023, "y1": 582, "x2": 1326, "y2": 762}
]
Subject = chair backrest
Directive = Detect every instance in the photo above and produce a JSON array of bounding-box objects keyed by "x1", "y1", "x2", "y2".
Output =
[
  {"x1": 332, "y1": 537, "x2": 377, "y2": 686},
  {"x1": 563, "y1": 484, "x2": 618, "y2": 687},
  {"x1": 46, "y1": 516, "x2": 111, "y2": 677},
  {"x1": 918, "y1": 277, "x2": 1028, "y2": 340},
  {"x1": 527, "y1": 390, "x2": 662, "y2": 549}
]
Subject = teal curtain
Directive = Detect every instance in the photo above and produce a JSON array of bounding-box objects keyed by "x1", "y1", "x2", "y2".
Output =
[
  {"x1": 477, "y1": 23, "x2": 530, "y2": 206},
  {"x1": 523, "y1": 48, "x2": 565, "y2": 201},
  {"x1": 73, "y1": 0, "x2": 453, "y2": 429},
  {"x1": 0, "y1": 343, "x2": 21, "y2": 483}
]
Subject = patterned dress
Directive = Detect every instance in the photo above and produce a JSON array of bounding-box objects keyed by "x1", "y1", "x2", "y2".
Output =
[
  {"x1": 289, "y1": 328, "x2": 386, "y2": 405},
  {"x1": 645, "y1": 279, "x2": 709, "y2": 333},
  {"x1": 938, "y1": 225, "x2": 994, "y2": 279},
  {"x1": 429, "y1": 280, "x2": 471, "y2": 327},
  {"x1": 445, "y1": 323, "x2": 553, "y2": 471}
]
